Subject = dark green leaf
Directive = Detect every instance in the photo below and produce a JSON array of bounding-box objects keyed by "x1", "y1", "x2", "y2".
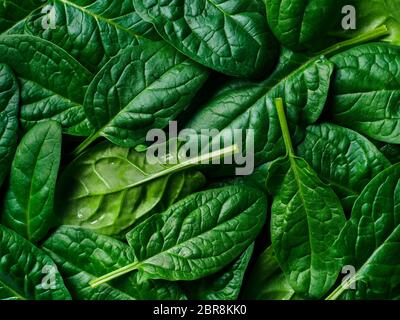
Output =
[
  {"x1": 3, "y1": 121, "x2": 62, "y2": 243},
  {"x1": 186, "y1": 243, "x2": 254, "y2": 300},
  {"x1": 0, "y1": 64, "x2": 19, "y2": 187},
  {"x1": 328, "y1": 164, "x2": 400, "y2": 300},
  {"x1": 25, "y1": 0, "x2": 159, "y2": 72},
  {"x1": 133, "y1": 0, "x2": 278, "y2": 77},
  {"x1": 332, "y1": 0, "x2": 400, "y2": 45},
  {"x1": 0, "y1": 0, "x2": 43, "y2": 34},
  {"x1": 297, "y1": 123, "x2": 391, "y2": 211},
  {"x1": 331, "y1": 43, "x2": 400, "y2": 143},
  {"x1": 0, "y1": 34, "x2": 94, "y2": 136},
  {"x1": 266, "y1": 0, "x2": 342, "y2": 50},
  {"x1": 269, "y1": 99, "x2": 346, "y2": 298},
  {"x1": 185, "y1": 55, "x2": 334, "y2": 168},
  {"x1": 242, "y1": 246, "x2": 295, "y2": 300},
  {"x1": 43, "y1": 226, "x2": 186, "y2": 300},
  {"x1": 90, "y1": 185, "x2": 267, "y2": 286},
  {"x1": 79, "y1": 41, "x2": 208, "y2": 150},
  {"x1": 0, "y1": 224, "x2": 71, "y2": 300}
]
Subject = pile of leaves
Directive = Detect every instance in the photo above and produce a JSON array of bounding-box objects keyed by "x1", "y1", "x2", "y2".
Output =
[{"x1": 0, "y1": 0, "x2": 400, "y2": 300}]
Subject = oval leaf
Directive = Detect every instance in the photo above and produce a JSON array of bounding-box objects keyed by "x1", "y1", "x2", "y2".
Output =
[
  {"x1": 81, "y1": 41, "x2": 208, "y2": 149},
  {"x1": 3, "y1": 121, "x2": 62, "y2": 243},
  {"x1": 58, "y1": 142, "x2": 206, "y2": 237}
]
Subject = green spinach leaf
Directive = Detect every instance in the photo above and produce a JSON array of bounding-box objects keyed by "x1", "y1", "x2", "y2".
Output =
[
  {"x1": 185, "y1": 243, "x2": 254, "y2": 300},
  {"x1": 332, "y1": 0, "x2": 400, "y2": 45},
  {"x1": 0, "y1": 224, "x2": 71, "y2": 300},
  {"x1": 297, "y1": 123, "x2": 391, "y2": 211},
  {"x1": 0, "y1": 64, "x2": 19, "y2": 187},
  {"x1": 328, "y1": 163, "x2": 400, "y2": 300},
  {"x1": 242, "y1": 246, "x2": 295, "y2": 300},
  {"x1": 330, "y1": 43, "x2": 400, "y2": 143},
  {"x1": 43, "y1": 226, "x2": 187, "y2": 300},
  {"x1": 0, "y1": 34, "x2": 94, "y2": 136},
  {"x1": 90, "y1": 185, "x2": 267, "y2": 286},
  {"x1": 25, "y1": 0, "x2": 159, "y2": 73},
  {"x1": 58, "y1": 141, "x2": 211, "y2": 237},
  {"x1": 133, "y1": 0, "x2": 278, "y2": 77},
  {"x1": 185, "y1": 55, "x2": 334, "y2": 168},
  {"x1": 0, "y1": 0, "x2": 43, "y2": 34},
  {"x1": 3, "y1": 121, "x2": 62, "y2": 243},
  {"x1": 268, "y1": 98, "x2": 346, "y2": 298},
  {"x1": 266, "y1": 0, "x2": 342, "y2": 50},
  {"x1": 75, "y1": 42, "x2": 209, "y2": 153}
]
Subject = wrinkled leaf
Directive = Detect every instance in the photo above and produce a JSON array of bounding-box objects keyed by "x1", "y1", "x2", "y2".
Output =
[
  {"x1": 43, "y1": 226, "x2": 186, "y2": 300},
  {"x1": 0, "y1": 225, "x2": 71, "y2": 300},
  {"x1": 133, "y1": 0, "x2": 278, "y2": 77},
  {"x1": 25, "y1": 0, "x2": 159, "y2": 72},
  {"x1": 268, "y1": 99, "x2": 346, "y2": 298},
  {"x1": 90, "y1": 185, "x2": 267, "y2": 286},
  {"x1": 80, "y1": 41, "x2": 208, "y2": 150},
  {"x1": 0, "y1": 64, "x2": 19, "y2": 187},
  {"x1": 331, "y1": 43, "x2": 400, "y2": 143},
  {"x1": 3, "y1": 121, "x2": 62, "y2": 243},
  {"x1": 0, "y1": 34, "x2": 94, "y2": 135},
  {"x1": 297, "y1": 123, "x2": 390, "y2": 211}
]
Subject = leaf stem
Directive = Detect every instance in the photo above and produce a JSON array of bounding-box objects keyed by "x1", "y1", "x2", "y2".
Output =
[
  {"x1": 325, "y1": 276, "x2": 357, "y2": 300},
  {"x1": 275, "y1": 98, "x2": 294, "y2": 157},
  {"x1": 318, "y1": 25, "x2": 389, "y2": 57},
  {"x1": 89, "y1": 262, "x2": 141, "y2": 288},
  {"x1": 71, "y1": 132, "x2": 100, "y2": 157}
]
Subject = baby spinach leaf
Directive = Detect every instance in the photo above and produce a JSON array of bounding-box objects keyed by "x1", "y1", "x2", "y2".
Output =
[
  {"x1": 330, "y1": 43, "x2": 400, "y2": 143},
  {"x1": 268, "y1": 98, "x2": 346, "y2": 299},
  {"x1": 185, "y1": 55, "x2": 334, "y2": 168},
  {"x1": 58, "y1": 141, "x2": 210, "y2": 237},
  {"x1": 3, "y1": 121, "x2": 62, "y2": 243},
  {"x1": 25, "y1": 0, "x2": 159, "y2": 73},
  {"x1": 185, "y1": 243, "x2": 254, "y2": 300},
  {"x1": 0, "y1": 34, "x2": 94, "y2": 136},
  {"x1": 90, "y1": 185, "x2": 267, "y2": 287},
  {"x1": 133, "y1": 0, "x2": 278, "y2": 78},
  {"x1": 242, "y1": 246, "x2": 295, "y2": 300},
  {"x1": 75, "y1": 42, "x2": 209, "y2": 153},
  {"x1": 327, "y1": 164, "x2": 400, "y2": 300},
  {"x1": 0, "y1": 64, "x2": 19, "y2": 187},
  {"x1": 43, "y1": 226, "x2": 186, "y2": 300},
  {"x1": 266, "y1": 0, "x2": 342, "y2": 51},
  {"x1": 297, "y1": 123, "x2": 391, "y2": 211},
  {"x1": 0, "y1": 224, "x2": 71, "y2": 300}
]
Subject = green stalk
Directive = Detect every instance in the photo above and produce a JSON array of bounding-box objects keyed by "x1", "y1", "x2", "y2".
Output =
[
  {"x1": 318, "y1": 25, "x2": 389, "y2": 57},
  {"x1": 325, "y1": 276, "x2": 358, "y2": 300},
  {"x1": 89, "y1": 262, "x2": 141, "y2": 288},
  {"x1": 71, "y1": 131, "x2": 100, "y2": 157},
  {"x1": 275, "y1": 98, "x2": 294, "y2": 157}
]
